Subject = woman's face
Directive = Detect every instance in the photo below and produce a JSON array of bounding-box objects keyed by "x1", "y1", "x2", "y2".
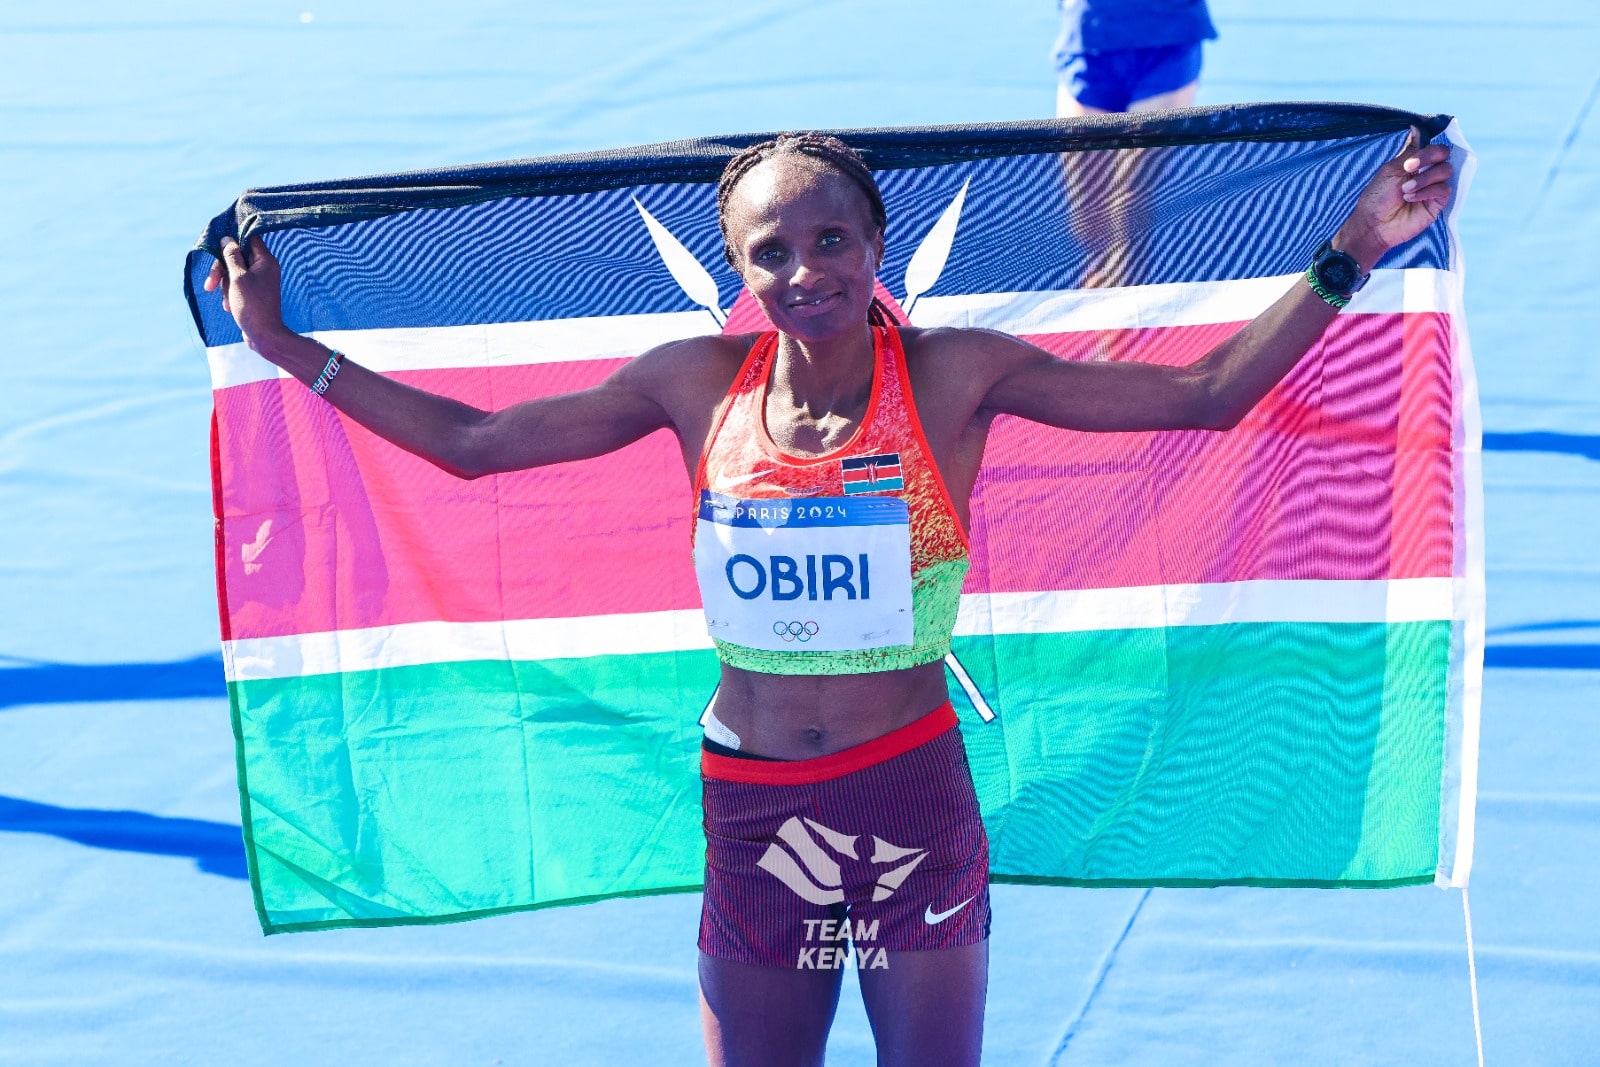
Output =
[{"x1": 723, "y1": 156, "x2": 884, "y2": 343}]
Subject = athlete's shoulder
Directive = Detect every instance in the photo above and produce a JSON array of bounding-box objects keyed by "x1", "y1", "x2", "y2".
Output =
[
  {"x1": 897, "y1": 325, "x2": 1036, "y2": 385},
  {"x1": 630, "y1": 330, "x2": 757, "y2": 367},
  {"x1": 898, "y1": 325, "x2": 1026, "y2": 360},
  {"x1": 897, "y1": 326, "x2": 1050, "y2": 428},
  {"x1": 619, "y1": 331, "x2": 762, "y2": 415}
]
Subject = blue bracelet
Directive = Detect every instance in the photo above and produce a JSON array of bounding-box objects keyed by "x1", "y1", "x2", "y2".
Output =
[{"x1": 311, "y1": 349, "x2": 346, "y2": 396}]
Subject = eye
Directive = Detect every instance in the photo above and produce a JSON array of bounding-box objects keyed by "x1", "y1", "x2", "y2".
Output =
[
  {"x1": 755, "y1": 246, "x2": 786, "y2": 264},
  {"x1": 818, "y1": 232, "x2": 844, "y2": 249}
]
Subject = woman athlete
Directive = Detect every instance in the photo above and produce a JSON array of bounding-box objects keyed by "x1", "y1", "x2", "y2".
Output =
[{"x1": 208, "y1": 129, "x2": 1453, "y2": 1067}]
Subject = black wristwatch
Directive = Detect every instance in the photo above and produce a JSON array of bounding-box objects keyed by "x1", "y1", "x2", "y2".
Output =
[{"x1": 1308, "y1": 239, "x2": 1370, "y2": 304}]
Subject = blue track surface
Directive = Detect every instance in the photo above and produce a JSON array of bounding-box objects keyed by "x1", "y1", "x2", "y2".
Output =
[{"x1": 2, "y1": 2, "x2": 1596, "y2": 1062}]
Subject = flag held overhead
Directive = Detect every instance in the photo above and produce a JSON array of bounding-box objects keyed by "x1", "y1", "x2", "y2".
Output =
[{"x1": 186, "y1": 106, "x2": 1480, "y2": 934}]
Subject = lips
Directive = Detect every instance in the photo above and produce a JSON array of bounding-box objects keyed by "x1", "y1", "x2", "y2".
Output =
[{"x1": 786, "y1": 291, "x2": 844, "y2": 317}]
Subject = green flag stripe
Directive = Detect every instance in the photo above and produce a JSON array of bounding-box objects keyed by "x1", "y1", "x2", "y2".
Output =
[{"x1": 229, "y1": 620, "x2": 1448, "y2": 933}]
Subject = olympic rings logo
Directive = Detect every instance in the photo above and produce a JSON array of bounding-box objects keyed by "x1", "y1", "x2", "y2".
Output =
[{"x1": 773, "y1": 620, "x2": 820, "y2": 643}]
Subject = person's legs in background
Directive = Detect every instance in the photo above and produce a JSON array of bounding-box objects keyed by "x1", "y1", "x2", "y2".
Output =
[{"x1": 1055, "y1": 41, "x2": 1204, "y2": 117}]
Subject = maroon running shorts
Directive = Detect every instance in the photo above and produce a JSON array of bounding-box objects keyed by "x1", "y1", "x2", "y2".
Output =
[{"x1": 698, "y1": 702, "x2": 991, "y2": 970}]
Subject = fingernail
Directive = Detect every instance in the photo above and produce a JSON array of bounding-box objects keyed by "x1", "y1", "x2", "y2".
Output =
[{"x1": 1401, "y1": 179, "x2": 1417, "y2": 192}]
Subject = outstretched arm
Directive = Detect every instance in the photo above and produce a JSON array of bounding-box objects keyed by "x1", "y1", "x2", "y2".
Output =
[
  {"x1": 208, "y1": 235, "x2": 676, "y2": 478},
  {"x1": 976, "y1": 131, "x2": 1455, "y2": 433}
]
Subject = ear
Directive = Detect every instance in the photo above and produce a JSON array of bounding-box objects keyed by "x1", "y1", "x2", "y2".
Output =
[{"x1": 872, "y1": 228, "x2": 885, "y2": 272}]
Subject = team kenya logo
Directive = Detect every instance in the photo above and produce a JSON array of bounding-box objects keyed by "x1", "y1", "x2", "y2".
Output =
[{"x1": 757, "y1": 816, "x2": 974, "y2": 970}]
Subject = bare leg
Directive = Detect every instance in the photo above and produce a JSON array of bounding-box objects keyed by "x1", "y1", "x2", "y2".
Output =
[
  {"x1": 1058, "y1": 79, "x2": 1198, "y2": 118},
  {"x1": 1056, "y1": 81, "x2": 1111, "y2": 118},
  {"x1": 699, "y1": 951, "x2": 844, "y2": 1067},
  {"x1": 857, "y1": 941, "x2": 988, "y2": 1067},
  {"x1": 1128, "y1": 80, "x2": 1198, "y2": 112},
  {"x1": 1057, "y1": 83, "x2": 1187, "y2": 302}
]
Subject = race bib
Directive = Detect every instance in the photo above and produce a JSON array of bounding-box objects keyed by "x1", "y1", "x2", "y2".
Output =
[{"x1": 694, "y1": 490, "x2": 914, "y2": 653}]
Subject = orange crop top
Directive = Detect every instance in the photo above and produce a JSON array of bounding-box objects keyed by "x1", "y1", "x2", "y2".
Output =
[{"x1": 690, "y1": 327, "x2": 970, "y2": 675}]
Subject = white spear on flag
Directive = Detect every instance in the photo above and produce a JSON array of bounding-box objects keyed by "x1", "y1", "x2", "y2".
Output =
[
  {"x1": 633, "y1": 197, "x2": 726, "y2": 327},
  {"x1": 899, "y1": 179, "x2": 994, "y2": 720},
  {"x1": 945, "y1": 651, "x2": 995, "y2": 722},
  {"x1": 901, "y1": 178, "x2": 970, "y2": 321}
]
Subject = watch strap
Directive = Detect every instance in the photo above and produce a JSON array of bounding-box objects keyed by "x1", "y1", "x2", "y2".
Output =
[
  {"x1": 1305, "y1": 263, "x2": 1350, "y2": 309},
  {"x1": 1307, "y1": 238, "x2": 1369, "y2": 309}
]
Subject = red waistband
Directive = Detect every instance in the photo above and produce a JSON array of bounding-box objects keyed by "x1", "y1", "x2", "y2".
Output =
[{"x1": 700, "y1": 701, "x2": 958, "y2": 785}]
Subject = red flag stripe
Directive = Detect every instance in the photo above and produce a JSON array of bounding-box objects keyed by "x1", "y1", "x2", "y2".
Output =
[{"x1": 213, "y1": 314, "x2": 1453, "y2": 640}]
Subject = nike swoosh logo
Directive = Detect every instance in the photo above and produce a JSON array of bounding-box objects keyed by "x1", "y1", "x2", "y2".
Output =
[
  {"x1": 711, "y1": 470, "x2": 777, "y2": 491},
  {"x1": 924, "y1": 896, "x2": 976, "y2": 925}
]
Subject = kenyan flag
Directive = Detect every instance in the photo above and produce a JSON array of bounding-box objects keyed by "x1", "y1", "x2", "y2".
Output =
[{"x1": 186, "y1": 105, "x2": 1482, "y2": 934}]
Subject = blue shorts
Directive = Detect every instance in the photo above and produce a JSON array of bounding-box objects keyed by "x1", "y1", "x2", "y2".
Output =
[{"x1": 1058, "y1": 41, "x2": 1203, "y2": 112}]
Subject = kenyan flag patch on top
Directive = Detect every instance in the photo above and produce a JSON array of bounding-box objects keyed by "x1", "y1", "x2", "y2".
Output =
[{"x1": 840, "y1": 452, "x2": 904, "y2": 495}]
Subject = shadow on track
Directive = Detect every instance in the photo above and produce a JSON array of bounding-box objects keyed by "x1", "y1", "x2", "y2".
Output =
[
  {"x1": 0, "y1": 794, "x2": 246, "y2": 879},
  {"x1": 0, "y1": 655, "x2": 225, "y2": 709},
  {"x1": 1483, "y1": 431, "x2": 1600, "y2": 461},
  {"x1": 1484, "y1": 644, "x2": 1600, "y2": 668}
]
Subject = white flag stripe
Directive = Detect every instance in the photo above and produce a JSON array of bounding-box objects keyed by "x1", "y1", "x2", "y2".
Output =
[
  {"x1": 951, "y1": 577, "x2": 1452, "y2": 637},
  {"x1": 222, "y1": 577, "x2": 1453, "y2": 683},
  {"x1": 223, "y1": 610, "x2": 715, "y2": 685},
  {"x1": 1439, "y1": 117, "x2": 1484, "y2": 890},
  {"x1": 908, "y1": 267, "x2": 1454, "y2": 333},
  {"x1": 205, "y1": 269, "x2": 1455, "y2": 391},
  {"x1": 206, "y1": 310, "x2": 719, "y2": 391}
]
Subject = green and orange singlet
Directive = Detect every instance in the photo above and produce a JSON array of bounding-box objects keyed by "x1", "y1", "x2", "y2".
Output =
[{"x1": 691, "y1": 326, "x2": 970, "y2": 675}]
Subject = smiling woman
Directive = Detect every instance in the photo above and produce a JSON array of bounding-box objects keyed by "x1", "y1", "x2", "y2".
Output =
[
  {"x1": 715, "y1": 133, "x2": 897, "y2": 337},
  {"x1": 205, "y1": 123, "x2": 1453, "y2": 1067}
]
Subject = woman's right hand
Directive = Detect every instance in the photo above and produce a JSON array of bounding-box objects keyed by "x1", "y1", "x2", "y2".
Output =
[{"x1": 204, "y1": 235, "x2": 289, "y2": 350}]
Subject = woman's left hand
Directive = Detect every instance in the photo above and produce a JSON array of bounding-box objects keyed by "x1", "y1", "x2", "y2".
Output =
[{"x1": 1334, "y1": 128, "x2": 1456, "y2": 268}]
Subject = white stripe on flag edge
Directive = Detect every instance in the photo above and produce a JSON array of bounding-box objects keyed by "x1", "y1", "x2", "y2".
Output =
[
  {"x1": 1437, "y1": 119, "x2": 1484, "y2": 891},
  {"x1": 204, "y1": 269, "x2": 1459, "y2": 391},
  {"x1": 908, "y1": 267, "x2": 1456, "y2": 333},
  {"x1": 221, "y1": 577, "x2": 1453, "y2": 683}
]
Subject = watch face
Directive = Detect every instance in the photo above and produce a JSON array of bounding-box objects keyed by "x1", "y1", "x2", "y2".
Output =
[{"x1": 1317, "y1": 252, "x2": 1359, "y2": 293}]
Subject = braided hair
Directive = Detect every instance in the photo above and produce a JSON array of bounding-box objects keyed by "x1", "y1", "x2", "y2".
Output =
[{"x1": 716, "y1": 133, "x2": 896, "y2": 328}]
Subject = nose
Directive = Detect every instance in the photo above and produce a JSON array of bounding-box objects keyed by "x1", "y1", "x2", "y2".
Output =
[{"x1": 788, "y1": 252, "x2": 824, "y2": 289}]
